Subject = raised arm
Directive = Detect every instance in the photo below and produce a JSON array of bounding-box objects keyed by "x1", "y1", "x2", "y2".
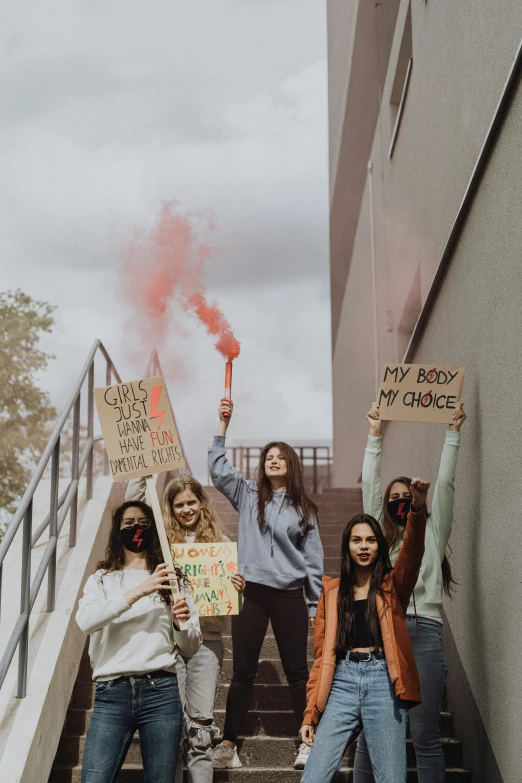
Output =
[
  {"x1": 430, "y1": 402, "x2": 466, "y2": 558},
  {"x1": 362, "y1": 403, "x2": 384, "y2": 520},
  {"x1": 76, "y1": 573, "x2": 132, "y2": 635},
  {"x1": 208, "y1": 398, "x2": 250, "y2": 512},
  {"x1": 301, "y1": 521, "x2": 324, "y2": 620},
  {"x1": 126, "y1": 476, "x2": 148, "y2": 503},
  {"x1": 392, "y1": 478, "x2": 429, "y2": 611}
]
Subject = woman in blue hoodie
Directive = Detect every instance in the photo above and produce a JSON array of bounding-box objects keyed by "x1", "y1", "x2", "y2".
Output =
[{"x1": 209, "y1": 398, "x2": 324, "y2": 771}]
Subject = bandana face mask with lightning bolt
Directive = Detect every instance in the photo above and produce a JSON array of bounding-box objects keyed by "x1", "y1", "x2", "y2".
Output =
[
  {"x1": 387, "y1": 497, "x2": 412, "y2": 527},
  {"x1": 120, "y1": 524, "x2": 153, "y2": 553}
]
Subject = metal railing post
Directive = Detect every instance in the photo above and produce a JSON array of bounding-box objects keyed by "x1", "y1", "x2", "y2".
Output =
[
  {"x1": 69, "y1": 395, "x2": 81, "y2": 547},
  {"x1": 313, "y1": 447, "x2": 318, "y2": 495},
  {"x1": 17, "y1": 499, "x2": 33, "y2": 698},
  {"x1": 47, "y1": 439, "x2": 60, "y2": 612},
  {"x1": 86, "y1": 363, "x2": 94, "y2": 499}
]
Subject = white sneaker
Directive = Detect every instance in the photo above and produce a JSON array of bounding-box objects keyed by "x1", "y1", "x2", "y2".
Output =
[
  {"x1": 294, "y1": 742, "x2": 312, "y2": 769},
  {"x1": 213, "y1": 742, "x2": 243, "y2": 769}
]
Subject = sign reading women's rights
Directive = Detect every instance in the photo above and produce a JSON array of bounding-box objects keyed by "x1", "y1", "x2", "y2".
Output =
[
  {"x1": 94, "y1": 376, "x2": 185, "y2": 481},
  {"x1": 377, "y1": 364, "x2": 465, "y2": 423},
  {"x1": 172, "y1": 542, "x2": 240, "y2": 616}
]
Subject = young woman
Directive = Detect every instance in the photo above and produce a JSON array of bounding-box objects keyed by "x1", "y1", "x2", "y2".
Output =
[
  {"x1": 209, "y1": 398, "x2": 324, "y2": 771},
  {"x1": 126, "y1": 474, "x2": 245, "y2": 783},
  {"x1": 76, "y1": 499, "x2": 201, "y2": 783},
  {"x1": 353, "y1": 401, "x2": 466, "y2": 783},
  {"x1": 300, "y1": 478, "x2": 430, "y2": 783}
]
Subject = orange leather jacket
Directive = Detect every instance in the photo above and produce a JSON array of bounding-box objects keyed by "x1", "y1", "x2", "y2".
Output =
[{"x1": 303, "y1": 507, "x2": 427, "y2": 727}]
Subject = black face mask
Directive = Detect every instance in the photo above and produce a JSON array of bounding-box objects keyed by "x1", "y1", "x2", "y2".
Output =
[
  {"x1": 387, "y1": 497, "x2": 412, "y2": 527},
  {"x1": 120, "y1": 524, "x2": 153, "y2": 553}
]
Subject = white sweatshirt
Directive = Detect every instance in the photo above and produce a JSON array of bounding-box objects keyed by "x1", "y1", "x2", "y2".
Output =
[{"x1": 76, "y1": 567, "x2": 201, "y2": 681}]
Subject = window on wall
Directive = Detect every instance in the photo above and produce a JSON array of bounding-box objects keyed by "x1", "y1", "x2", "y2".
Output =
[
  {"x1": 397, "y1": 262, "x2": 422, "y2": 359},
  {"x1": 388, "y1": 4, "x2": 413, "y2": 159}
]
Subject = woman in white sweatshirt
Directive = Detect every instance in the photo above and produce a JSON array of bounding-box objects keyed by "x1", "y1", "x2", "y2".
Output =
[
  {"x1": 126, "y1": 474, "x2": 245, "y2": 783},
  {"x1": 76, "y1": 499, "x2": 201, "y2": 783},
  {"x1": 353, "y1": 401, "x2": 466, "y2": 783}
]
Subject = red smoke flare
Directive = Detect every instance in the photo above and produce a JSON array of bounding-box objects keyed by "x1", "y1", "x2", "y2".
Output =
[{"x1": 122, "y1": 202, "x2": 240, "y2": 361}]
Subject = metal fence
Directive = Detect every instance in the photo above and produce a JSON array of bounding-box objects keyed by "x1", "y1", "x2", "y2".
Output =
[
  {"x1": 0, "y1": 340, "x2": 121, "y2": 698},
  {"x1": 225, "y1": 445, "x2": 332, "y2": 495}
]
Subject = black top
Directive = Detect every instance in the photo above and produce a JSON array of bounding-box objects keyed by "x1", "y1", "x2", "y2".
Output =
[{"x1": 348, "y1": 599, "x2": 382, "y2": 649}]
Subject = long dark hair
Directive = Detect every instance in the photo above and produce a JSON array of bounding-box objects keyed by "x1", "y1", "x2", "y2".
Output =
[
  {"x1": 97, "y1": 500, "x2": 185, "y2": 605},
  {"x1": 382, "y1": 476, "x2": 457, "y2": 597},
  {"x1": 336, "y1": 514, "x2": 393, "y2": 656},
  {"x1": 255, "y1": 441, "x2": 318, "y2": 535}
]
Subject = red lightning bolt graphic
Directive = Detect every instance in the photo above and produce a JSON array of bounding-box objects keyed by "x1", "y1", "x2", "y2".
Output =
[
  {"x1": 226, "y1": 602, "x2": 233, "y2": 615},
  {"x1": 397, "y1": 502, "x2": 406, "y2": 521},
  {"x1": 133, "y1": 528, "x2": 144, "y2": 547},
  {"x1": 149, "y1": 386, "x2": 165, "y2": 430}
]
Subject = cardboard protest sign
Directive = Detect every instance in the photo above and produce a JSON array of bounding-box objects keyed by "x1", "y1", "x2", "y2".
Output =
[
  {"x1": 172, "y1": 542, "x2": 240, "y2": 617},
  {"x1": 377, "y1": 364, "x2": 465, "y2": 423},
  {"x1": 94, "y1": 376, "x2": 185, "y2": 481}
]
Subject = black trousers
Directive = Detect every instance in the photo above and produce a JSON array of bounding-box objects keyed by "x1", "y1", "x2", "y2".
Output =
[{"x1": 223, "y1": 581, "x2": 309, "y2": 743}]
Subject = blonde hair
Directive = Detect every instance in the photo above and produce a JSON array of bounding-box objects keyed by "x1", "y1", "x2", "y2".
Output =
[{"x1": 162, "y1": 474, "x2": 229, "y2": 544}]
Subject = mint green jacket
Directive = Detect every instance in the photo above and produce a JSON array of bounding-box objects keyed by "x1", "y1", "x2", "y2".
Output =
[{"x1": 362, "y1": 431, "x2": 460, "y2": 621}]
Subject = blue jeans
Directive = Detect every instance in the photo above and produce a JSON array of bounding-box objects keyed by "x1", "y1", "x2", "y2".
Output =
[
  {"x1": 302, "y1": 656, "x2": 408, "y2": 783},
  {"x1": 82, "y1": 670, "x2": 183, "y2": 783},
  {"x1": 354, "y1": 617, "x2": 448, "y2": 783}
]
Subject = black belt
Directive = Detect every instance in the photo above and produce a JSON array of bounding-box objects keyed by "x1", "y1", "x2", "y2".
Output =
[
  {"x1": 348, "y1": 650, "x2": 385, "y2": 662},
  {"x1": 113, "y1": 669, "x2": 175, "y2": 683}
]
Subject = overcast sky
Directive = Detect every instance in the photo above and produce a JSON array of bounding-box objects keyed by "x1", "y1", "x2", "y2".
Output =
[{"x1": 1, "y1": 0, "x2": 331, "y2": 481}]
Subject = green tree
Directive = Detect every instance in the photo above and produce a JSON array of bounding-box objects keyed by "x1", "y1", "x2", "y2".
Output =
[{"x1": 0, "y1": 290, "x2": 57, "y2": 518}]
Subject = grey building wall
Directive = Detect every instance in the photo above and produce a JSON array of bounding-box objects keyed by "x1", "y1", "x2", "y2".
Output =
[{"x1": 328, "y1": 0, "x2": 522, "y2": 780}]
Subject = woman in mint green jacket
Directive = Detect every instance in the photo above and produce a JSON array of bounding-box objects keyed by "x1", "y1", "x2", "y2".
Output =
[{"x1": 353, "y1": 401, "x2": 466, "y2": 783}]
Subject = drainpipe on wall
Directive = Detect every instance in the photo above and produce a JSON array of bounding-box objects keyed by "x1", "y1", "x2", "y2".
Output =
[{"x1": 368, "y1": 160, "x2": 379, "y2": 393}]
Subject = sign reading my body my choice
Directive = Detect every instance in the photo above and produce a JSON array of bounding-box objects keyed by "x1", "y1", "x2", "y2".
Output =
[
  {"x1": 94, "y1": 376, "x2": 185, "y2": 481},
  {"x1": 377, "y1": 364, "x2": 465, "y2": 423}
]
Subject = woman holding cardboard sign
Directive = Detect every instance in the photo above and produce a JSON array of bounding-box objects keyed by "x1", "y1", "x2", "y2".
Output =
[
  {"x1": 76, "y1": 499, "x2": 201, "y2": 783},
  {"x1": 126, "y1": 474, "x2": 245, "y2": 783},
  {"x1": 353, "y1": 401, "x2": 466, "y2": 783},
  {"x1": 209, "y1": 398, "x2": 324, "y2": 771}
]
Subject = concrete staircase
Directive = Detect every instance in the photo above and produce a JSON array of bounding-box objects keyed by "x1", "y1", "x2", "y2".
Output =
[{"x1": 49, "y1": 488, "x2": 470, "y2": 782}]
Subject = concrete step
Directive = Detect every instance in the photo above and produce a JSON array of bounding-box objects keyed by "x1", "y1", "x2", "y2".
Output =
[
  {"x1": 221, "y1": 658, "x2": 313, "y2": 684},
  {"x1": 222, "y1": 633, "x2": 315, "y2": 659},
  {"x1": 212, "y1": 709, "x2": 456, "y2": 738},
  {"x1": 49, "y1": 765, "x2": 470, "y2": 782},
  {"x1": 53, "y1": 733, "x2": 463, "y2": 768}
]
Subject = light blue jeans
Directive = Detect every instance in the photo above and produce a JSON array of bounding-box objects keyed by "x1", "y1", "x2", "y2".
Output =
[
  {"x1": 301, "y1": 655, "x2": 408, "y2": 783},
  {"x1": 354, "y1": 617, "x2": 448, "y2": 783},
  {"x1": 174, "y1": 639, "x2": 223, "y2": 783}
]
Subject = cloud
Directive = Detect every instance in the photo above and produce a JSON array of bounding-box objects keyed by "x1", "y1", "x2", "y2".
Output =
[{"x1": 1, "y1": 0, "x2": 330, "y2": 483}]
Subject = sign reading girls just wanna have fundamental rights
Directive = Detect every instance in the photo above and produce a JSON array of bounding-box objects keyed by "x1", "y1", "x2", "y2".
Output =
[
  {"x1": 94, "y1": 376, "x2": 185, "y2": 481},
  {"x1": 377, "y1": 364, "x2": 465, "y2": 423}
]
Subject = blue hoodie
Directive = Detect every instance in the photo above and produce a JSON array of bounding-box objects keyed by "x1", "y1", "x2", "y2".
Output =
[{"x1": 208, "y1": 436, "x2": 324, "y2": 617}]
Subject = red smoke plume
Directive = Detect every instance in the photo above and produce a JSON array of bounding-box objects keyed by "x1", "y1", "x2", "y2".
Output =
[{"x1": 122, "y1": 202, "x2": 240, "y2": 361}]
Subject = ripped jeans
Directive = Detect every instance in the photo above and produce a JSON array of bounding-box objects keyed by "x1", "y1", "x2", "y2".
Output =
[{"x1": 175, "y1": 639, "x2": 223, "y2": 783}]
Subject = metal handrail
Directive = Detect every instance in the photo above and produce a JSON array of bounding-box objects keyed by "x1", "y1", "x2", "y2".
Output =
[
  {"x1": 0, "y1": 339, "x2": 121, "y2": 697},
  {"x1": 226, "y1": 445, "x2": 333, "y2": 495}
]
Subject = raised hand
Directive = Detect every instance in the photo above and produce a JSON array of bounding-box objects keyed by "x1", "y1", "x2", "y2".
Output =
[
  {"x1": 449, "y1": 401, "x2": 466, "y2": 432},
  {"x1": 170, "y1": 594, "x2": 191, "y2": 629},
  {"x1": 124, "y1": 564, "x2": 177, "y2": 607},
  {"x1": 410, "y1": 478, "x2": 430, "y2": 511},
  {"x1": 366, "y1": 402, "x2": 382, "y2": 437}
]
